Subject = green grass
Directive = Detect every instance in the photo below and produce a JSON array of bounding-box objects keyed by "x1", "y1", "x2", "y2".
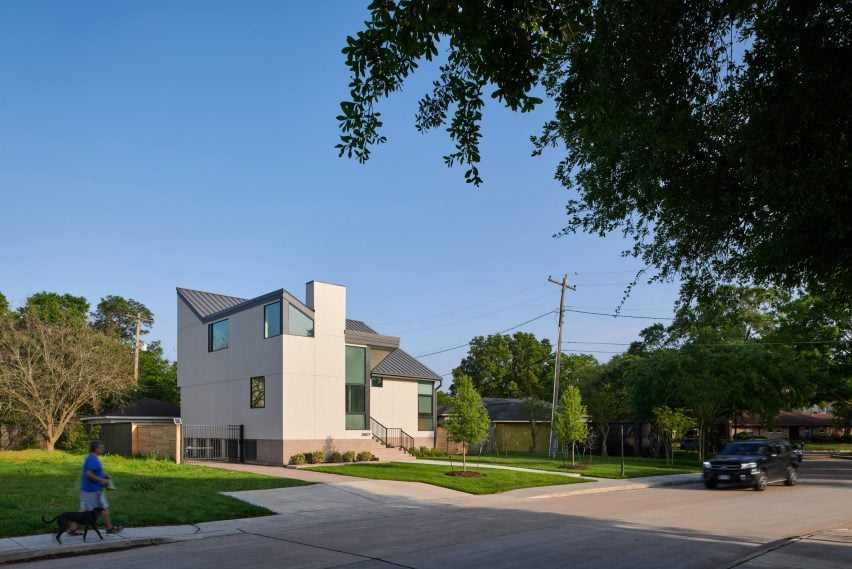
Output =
[
  {"x1": 804, "y1": 442, "x2": 852, "y2": 451},
  {"x1": 421, "y1": 451, "x2": 703, "y2": 479},
  {"x1": 0, "y1": 450, "x2": 310, "y2": 538},
  {"x1": 310, "y1": 462, "x2": 592, "y2": 494}
]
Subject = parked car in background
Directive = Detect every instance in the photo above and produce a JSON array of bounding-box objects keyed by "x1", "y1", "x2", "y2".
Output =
[
  {"x1": 702, "y1": 439, "x2": 799, "y2": 491},
  {"x1": 680, "y1": 437, "x2": 700, "y2": 451}
]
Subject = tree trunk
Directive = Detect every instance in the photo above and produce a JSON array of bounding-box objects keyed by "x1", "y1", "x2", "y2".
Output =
[
  {"x1": 571, "y1": 442, "x2": 575, "y2": 466},
  {"x1": 462, "y1": 446, "x2": 467, "y2": 472},
  {"x1": 599, "y1": 426, "x2": 609, "y2": 457}
]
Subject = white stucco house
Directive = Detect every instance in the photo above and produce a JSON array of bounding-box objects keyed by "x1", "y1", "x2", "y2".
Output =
[{"x1": 177, "y1": 280, "x2": 441, "y2": 465}]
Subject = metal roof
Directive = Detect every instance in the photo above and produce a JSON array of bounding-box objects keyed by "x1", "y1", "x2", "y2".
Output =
[
  {"x1": 100, "y1": 398, "x2": 180, "y2": 418},
  {"x1": 438, "y1": 398, "x2": 551, "y2": 422},
  {"x1": 346, "y1": 319, "x2": 378, "y2": 334},
  {"x1": 177, "y1": 288, "x2": 246, "y2": 319},
  {"x1": 372, "y1": 348, "x2": 441, "y2": 381}
]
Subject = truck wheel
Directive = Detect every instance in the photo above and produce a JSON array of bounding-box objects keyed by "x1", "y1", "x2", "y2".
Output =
[
  {"x1": 704, "y1": 478, "x2": 717, "y2": 489},
  {"x1": 754, "y1": 471, "x2": 768, "y2": 491},
  {"x1": 785, "y1": 467, "x2": 798, "y2": 486}
]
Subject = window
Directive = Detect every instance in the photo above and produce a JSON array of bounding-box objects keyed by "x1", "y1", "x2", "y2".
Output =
[
  {"x1": 418, "y1": 381, "x2": 434, "y2": 431},
  {"x1": 264, "y1": 302, "x2": 282, "y2": 338},
  {"x1": 345, "y1": 346, "x2": 366, "y2": 429},
  {"x1": 288, "y1": 304, "x2": 314, "y2": 337},
  {"x1": 208, "y1": 319, "x2": 229, "y2": 351},
  {"x1": 250, "y1": 376, "x2": 265, "y2": 408},
  {"x1": 371, "y1": 376, "x2": 383, "y2": 388}
]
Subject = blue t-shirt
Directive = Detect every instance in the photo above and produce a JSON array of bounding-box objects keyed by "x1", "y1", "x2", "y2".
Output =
[{"x1": 80, "y1": 454, "x2": 105, "y2": 492}]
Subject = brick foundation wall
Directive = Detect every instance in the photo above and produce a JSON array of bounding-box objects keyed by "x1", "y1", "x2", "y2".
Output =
[
  {"x1": 132, "y1": 424, "x2": 180, "y2": 462},
  {"x1": 435, "y1": 427, "x2": 465, "y2": 454},
  {"x1": 254, "y1": 439, "x2": 284, "y2": 465}
]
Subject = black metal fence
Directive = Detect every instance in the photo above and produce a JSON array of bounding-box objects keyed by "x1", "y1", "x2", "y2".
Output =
[{"x1": 182, "y1": 424, "x2": 244, "y2": 463}]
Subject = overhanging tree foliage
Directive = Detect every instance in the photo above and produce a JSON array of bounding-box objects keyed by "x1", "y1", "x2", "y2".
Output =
[
  {"x1": 339, "y1": 1, "x2": 851, "y2": 295},
  {"x1": 91, "y1": 295, "x2": 154, "y2": 342}
]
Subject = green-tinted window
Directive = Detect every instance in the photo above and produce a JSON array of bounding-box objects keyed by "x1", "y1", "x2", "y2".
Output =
[
  {"x1": 288, "y1": 304, "x2": 314, "y2": 337},
  {"x1": 345, "y1": 346, "x2": 367, "y2": 429},
  {"x1": 208, "y1": 319, "x2": 228, "y2": 351},
  {"x1": 250, "y1": 376, "x2": 265, "y2": 409},
  {"x1": 264, "y1": 302, "x2": 282, "y2": 338},
  {"x1": 418, "y1": 381, "x2": 434, "y2": 431},
  {"x1": 345, "y1": 346, "x2": 366, "y2": 384}
]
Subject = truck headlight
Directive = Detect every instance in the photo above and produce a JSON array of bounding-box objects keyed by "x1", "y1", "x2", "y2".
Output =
[
  {"x1": 702, "y1": 462, "x2": 711, "y2": 469},
  {"x1": 741, "y1": 462, "x2": 757, "y2": 469}
]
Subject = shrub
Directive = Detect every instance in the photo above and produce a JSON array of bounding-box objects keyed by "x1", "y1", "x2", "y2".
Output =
[
  {"x1": 343, "y1": 450, "x2": 356, "y2": 462},
  {"x1": 356, "y1": 451, "x2": 374, "y2": 462},
  {"x1": 310, "y1": 450, "x2": 325, "y2": 464},
  {"x1": 329, "y1": 451, "x2": 343, "y2": 463},
  {"x1": 290, "y1": 453, "x2": 306, "y2": 465},
  {"x1": 57, "y1": 421, "x2": 101, "y2": 454}
]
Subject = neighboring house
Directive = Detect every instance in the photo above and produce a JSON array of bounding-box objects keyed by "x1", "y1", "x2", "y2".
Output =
[
  {"x1": 723, "y1": 411, "x2": 841, "y2": 441},
  {"x1": 177, "y1": 281, "x2": 441, "y2": 465},
  {"x1": 81, "y1": 398, "x2": 181, "y2": 460},
  {"x1": 437, "y1": 397, "x2": 552, "y2": 453}
]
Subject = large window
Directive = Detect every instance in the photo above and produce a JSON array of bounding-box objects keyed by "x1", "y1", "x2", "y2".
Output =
[
  {"x1": 264, "y1": 302, "x2": 282, "y2": 338},
  {"x1": 345, "y1": 346, "x2": 366, "y2": 429},
  {"x1": 208, "y1": 319, "x2": 229, "y2": 351},
  {"x1": 288, "y1": 305, "x2": 314, "y2": 337},
  {"x1": 250, "y1": 376, "x2": 265, "y2": 408},
  {"x1": 418, "y1": 381, "x2": 434, "y2": 431}
]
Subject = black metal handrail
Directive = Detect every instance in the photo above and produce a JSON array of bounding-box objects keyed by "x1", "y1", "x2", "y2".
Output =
[
  {"x1": 370, "y1": 417, "x2": 388, "y2": 445},
  {"x1": 370, "y1": 418, "x2": 414, "y2": 453}
]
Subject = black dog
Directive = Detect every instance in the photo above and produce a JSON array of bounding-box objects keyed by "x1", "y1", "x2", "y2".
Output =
[{"x1": 41, "y1": 507, "x2": 104, "y2": 544}]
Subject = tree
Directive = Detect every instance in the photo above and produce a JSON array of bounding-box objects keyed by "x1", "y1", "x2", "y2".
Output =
[
  {"x1": 0, "y1": 291, "x2": 8, "y2": 314},
  {"x1": 0, "y1": 312, "x2": 132, "y2": 450},
  {"x1": 136, "y1": 342, "x2": 179, "y2": 404},
  {"x1": 580, "y1": 356, "x2": 630, "y2": 457},
  {"x1": 91, "y1": 295, "x2": 154, "y2": 342},
  {"x1": 339, "y1": 1, "x2": 851, "y2": 296},
  {"x1": 553, "y1": 384, "x2": 588, "y2": 467},
  {"x1": 21, "y1": 292, "x2": 89, "y2": 324},
  {"x1": 436, "y1": 390, "x2": 454, "y2": 406},
  {"x1": 521, "y1": 397, "x2": 550, "y2": 452},
  {"x1": 444, "y1": 374, "x2": 491, "y2": 472},
  {"x1": 653, "y1": 406, "x2": 695, "y2": 466}
]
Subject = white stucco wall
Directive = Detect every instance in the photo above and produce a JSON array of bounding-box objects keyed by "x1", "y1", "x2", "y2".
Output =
[
  {"x1": 370, "y1": 377, "x2": 435, "y2": 439},
  {"x1": 283, "y1": 281, "x2": 370, "y2": 442},
  {"x1": 177, "y1": 296, "x2": 284, "y2": 441}
]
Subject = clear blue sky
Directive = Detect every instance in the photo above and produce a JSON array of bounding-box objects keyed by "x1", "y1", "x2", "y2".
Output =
[{"x1": 0, "y1": 1, "x2": 680, "y2": 381}]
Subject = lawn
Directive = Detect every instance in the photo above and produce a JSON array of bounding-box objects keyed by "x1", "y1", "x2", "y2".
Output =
[
  {"x1": 420, "y1": 451, "x2": 703, "y2": 479},
  {"x1": 310, "y1": 462, "x2": 592, "y2": 494},
  {"x1": 804, "y1": 442, "x2": 852, "y2": 452},
  {"x1": 0, "y1": 450, "x2": 310, "y2": 538}
]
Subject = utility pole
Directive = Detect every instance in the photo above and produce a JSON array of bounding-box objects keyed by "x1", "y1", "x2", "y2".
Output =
[
  {"x1": 547, "y1": 274, "x2": 576, "y2": 458},
  {"x1": 133, "y1": 312, "x2": 141, "y2": 385}
]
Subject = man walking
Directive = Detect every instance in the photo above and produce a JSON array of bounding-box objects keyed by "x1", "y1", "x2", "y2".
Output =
[{"x1": 71, "y1": 440, "x2": 123, "y2": 535}]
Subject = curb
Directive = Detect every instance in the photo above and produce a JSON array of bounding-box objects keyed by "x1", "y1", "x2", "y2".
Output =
[
  {"x1": 524, "y1": 475, "x2": 701, "y2": 499},
  {"x1": 0, "y1": 537, "x2": 175, "y2": 565}
]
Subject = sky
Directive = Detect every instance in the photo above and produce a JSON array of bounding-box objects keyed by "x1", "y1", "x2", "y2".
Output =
[{"x1": 0, "y1": 1, "x2": 681, "y2": 383}]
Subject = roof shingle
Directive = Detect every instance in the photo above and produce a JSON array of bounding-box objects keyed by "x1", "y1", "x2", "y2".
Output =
[{"x1": 373, "y1": 349, "x2": 441, "y2": 381}]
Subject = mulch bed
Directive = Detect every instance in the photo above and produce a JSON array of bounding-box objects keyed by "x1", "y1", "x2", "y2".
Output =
[
  {"x1": 445, "y1": 471, "x2": 485, "y2": 477},
  {"x1": 558, "y1": 464, "x2": 589, "y2": 470}
]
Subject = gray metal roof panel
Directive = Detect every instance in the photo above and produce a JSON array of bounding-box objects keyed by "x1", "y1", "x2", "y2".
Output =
[
  {"x1": 372, "y1": 348, "x2": 441, "y2": 381},
  {"x1": 177, "y1": 288, "x2": 247, "y2": 320},
  {"x1": 346, "y1": 319, "x2": 378, "y2": 334}
]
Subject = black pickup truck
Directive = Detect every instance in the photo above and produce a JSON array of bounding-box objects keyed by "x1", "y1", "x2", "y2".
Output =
[{"x1": 702, "y1": 439, "x2": 799, "y2": 491}]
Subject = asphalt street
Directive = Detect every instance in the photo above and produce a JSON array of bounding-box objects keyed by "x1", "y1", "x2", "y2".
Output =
[{"x1": 15, "y1": 457, "x2": 851, "y2": 569}]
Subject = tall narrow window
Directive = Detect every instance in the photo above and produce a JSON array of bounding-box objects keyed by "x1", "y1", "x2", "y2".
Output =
[
  {"x1": 264, "y1": 302, "x2": 282, "y2": 338},
  {"x1": 345, "y1": 346, "x2": 366, "y2": 429},
  {"x1": 250, "y1": 376, "x2": 265, "y2": 408},
  {"x1": 208, "y1": 319, "x2": 229, "y2": 351},
  {"x1": 288, "y1": 304, "x2": 314, "y2": 337},
  {"x1": 418, "y1": 381, "x2": 434, "y2": 431}
]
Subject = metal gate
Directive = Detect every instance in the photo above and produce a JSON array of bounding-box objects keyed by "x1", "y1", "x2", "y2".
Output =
[{"x1": 182, "y1": 424, "x2": 244, "y2": 463}]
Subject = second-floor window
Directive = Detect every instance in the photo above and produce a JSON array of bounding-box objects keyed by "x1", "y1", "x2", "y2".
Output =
[
  {"x1": 288, "y1": 304, "x2": 314, "y2": 337},
  {"x1": 208, "y1": 319, "x2": 229, "y2": 351},
  {"x1": 264, "y1": 302, "x2": 282, "y2": 338}
]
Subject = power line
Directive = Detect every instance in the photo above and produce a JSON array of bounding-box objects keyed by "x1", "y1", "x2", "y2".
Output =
[
  {"x1": 563, "y1": 339, "x2": 845, "y2": 347},
  {"x1": 414, "y1": 310, "x2": 556, "y2": 358},
  {"x1": 565, "y1": 307, "x2": 674, "y2": 320},
  {"x1": 374, "y1": 282, "x2": 549, "y2": 326},
  {"x1": 391, "y1": 291, "x2": 555, "y2": 334}
]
